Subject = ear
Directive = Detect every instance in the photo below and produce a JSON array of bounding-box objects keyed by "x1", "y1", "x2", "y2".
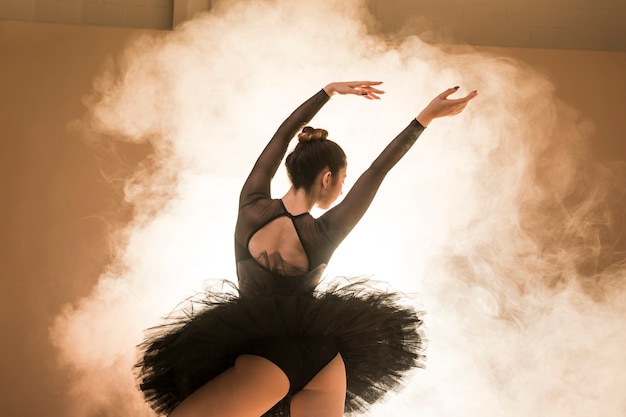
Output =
[{"x1": 321, "y1": 170, "x2": 332, "y2": 189}]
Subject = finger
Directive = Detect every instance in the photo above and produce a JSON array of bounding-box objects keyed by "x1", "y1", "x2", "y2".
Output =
[
  {"x1": 465, "y1": 90, "x2": 479, "y2": 100},
  {"x1": 359, "y1": 91, "x2": 381, "y2": 100},
  {"x1": 359, "y1": 89, "x2": 385, "y2": 97},
  {"x1": 457, "y1": 90, "x2": 479, "y2": 102},
  {"x1": 349, "y1": 81, "x2": 383, "y2": 86},
  {"x1": 446, "y1": 91, "x2": 477, "y2": 105},
  {"x1": 443, "y1": 97, "x2": 469, "y2": 106},
  {"x1": 438, "y1": 86, "x2": 461, "y2": 99},
  {"x1": 349, "y1": 81, "x2": 384, "y2": 90},
  {"x1": 356, "y1": 85, "x2": 385, "y2": 99}
]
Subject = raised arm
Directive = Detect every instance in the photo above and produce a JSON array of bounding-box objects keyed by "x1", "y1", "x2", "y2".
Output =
[
  {"x1": 319, "y1": 86, "x2": 478, "y2": 244},
  {"x1": 239, "y1": 81, "x2": 385, "y2": 207},
  {"x1": 239, "y1": 89, "x2": 330, "y2": 207}
]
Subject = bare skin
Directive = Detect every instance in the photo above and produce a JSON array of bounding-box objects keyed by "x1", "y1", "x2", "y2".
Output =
[
  {"x1": 290, "y1": 354, "x2": 347, "y2": 417},
  {"x1": 168, "y1": 355, "x2": 290, "y2": 417},
  {"x1": 169, "y1": 81, "x2": 477, "y2": 417}
]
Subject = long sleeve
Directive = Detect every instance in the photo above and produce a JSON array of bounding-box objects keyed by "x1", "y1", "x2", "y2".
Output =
[
  {"x1": 317, "y1": 118, "x2": 425, "y2": 246},
  {"x1": 239, "y1": 89, "x2": 330, "y2": 208}
]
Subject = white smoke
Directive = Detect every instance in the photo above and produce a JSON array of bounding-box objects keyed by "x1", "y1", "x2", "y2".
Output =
[{"x1": 50, "y1": 0, "x2": 626, "y2": 416}]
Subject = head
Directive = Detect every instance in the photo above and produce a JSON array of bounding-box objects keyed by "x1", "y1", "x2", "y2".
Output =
[{"x1": 285, "y1": 126, "x2": 347, "y2": 209}]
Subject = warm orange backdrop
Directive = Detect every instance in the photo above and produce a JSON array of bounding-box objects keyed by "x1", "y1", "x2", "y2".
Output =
[{"x1": 1, "y1": 20, "x2": 624, "y2": 417}]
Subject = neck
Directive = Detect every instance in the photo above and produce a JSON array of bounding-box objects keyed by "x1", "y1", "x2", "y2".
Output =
[{"x1": 282, "y1": 186, "x2": 316, "y2": 215}]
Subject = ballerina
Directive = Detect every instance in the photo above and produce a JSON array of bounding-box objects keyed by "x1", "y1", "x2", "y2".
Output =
[{"x1": 137, "y1": 81, "x2": 477, "y2": 417}]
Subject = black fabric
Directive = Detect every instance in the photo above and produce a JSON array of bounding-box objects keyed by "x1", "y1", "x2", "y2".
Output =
[
  {"x1": 136, "y1": 89, "x2": 427, "y2": 416},
  {"x1": 137, "y1": 282, "x2": 423, "y2": 416},
  {"x1": 245, "y1": 335, "x2": 338, "y2": 394}
]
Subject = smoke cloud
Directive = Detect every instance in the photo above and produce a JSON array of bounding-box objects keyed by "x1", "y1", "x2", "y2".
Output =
[{"x1": 50, "y1": 0, "x2": 626, "y2": 416}]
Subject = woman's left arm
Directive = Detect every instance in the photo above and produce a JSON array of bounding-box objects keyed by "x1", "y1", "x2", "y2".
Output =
[{"x1": 238, "y1": 89, "x2": 330, "y2": 207}]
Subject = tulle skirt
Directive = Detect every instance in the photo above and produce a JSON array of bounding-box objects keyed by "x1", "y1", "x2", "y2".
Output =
[{"x1": 136, "y1": 279, "x2": 425, "y2": 416}]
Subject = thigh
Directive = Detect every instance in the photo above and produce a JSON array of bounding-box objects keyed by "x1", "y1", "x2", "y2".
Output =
[
  {"x1": 169, "y1": 354, "x2": 289, "y2": 417},
  {"x1": 289, "y1": 353, "x2": 347, "y2": 417}
]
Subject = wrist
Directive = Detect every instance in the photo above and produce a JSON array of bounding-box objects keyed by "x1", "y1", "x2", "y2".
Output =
[
  {"x1": 416, "y1": 111, "x2": 432, "y2": 127},
  {"x1": 323, "y1": 83, "x2": 336, "y2": 97}
]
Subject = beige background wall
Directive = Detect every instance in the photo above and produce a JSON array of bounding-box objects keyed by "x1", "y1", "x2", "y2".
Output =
[
  {"x1": 0, "y1": 21, "x2": 152, "y2": 416},
  {"x1": 1, "y1": 0, "x2": 625, "y2": 51},
  {"x1": 368, "y1": 0, "x2": 626, "y2": 51},
  {"x1": 0, "y1": 0, "x2": 174, "y2": 29},
  {"x1": 0, "y1": 19, "x2": 625, "y2": 417}
]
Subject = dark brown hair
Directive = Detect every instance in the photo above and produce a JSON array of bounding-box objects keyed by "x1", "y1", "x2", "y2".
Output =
[{"x1": 285, "y1": 126, "x2": 346, "y2": 191}]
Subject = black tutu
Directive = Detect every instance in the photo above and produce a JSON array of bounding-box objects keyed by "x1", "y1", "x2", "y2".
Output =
[{"x1": 136, "y1": 279, "x2": 424, "y2": 416}]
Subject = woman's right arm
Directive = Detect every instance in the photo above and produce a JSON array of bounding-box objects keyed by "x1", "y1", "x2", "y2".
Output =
[{"x1": 319, "y1": 87, "x2": 478, "y2": 245}]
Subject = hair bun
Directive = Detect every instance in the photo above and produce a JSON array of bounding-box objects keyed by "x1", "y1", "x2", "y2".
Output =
[{"x1": 298, "y1": 126, "x2": 328, "y2": 142}]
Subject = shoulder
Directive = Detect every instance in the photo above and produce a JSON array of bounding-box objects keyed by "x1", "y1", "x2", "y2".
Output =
[{"x1": 240, "y1": 195, "x2": 285, "y2": 215}]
